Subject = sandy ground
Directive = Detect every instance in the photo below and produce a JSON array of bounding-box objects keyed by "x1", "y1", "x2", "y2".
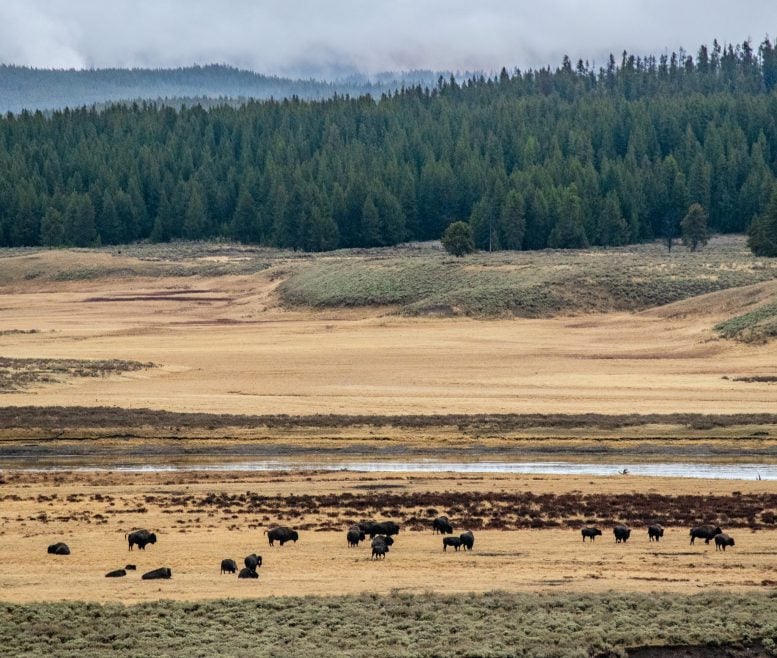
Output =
[
  {"x1": 0, "y1": 470, "x2": 774, "y2": 603},
  {"x1": 0, "y1": 269, "x2": 775, "y2": 416}
]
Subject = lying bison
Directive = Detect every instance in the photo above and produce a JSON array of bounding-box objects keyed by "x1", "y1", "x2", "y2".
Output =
[
  {"x1": 141, "y1": 567, "x2": 171, "y2": 580},
  {"x1": 265, "y1": 527, "x2": 298, "y2": 547},
  {"x1": 105, "y1": 569, "x2": 126, "y2": 578},
  {"x1": 371, "y1": 535, "x2": 392, "y2": 560},
  {"x1": 443, "y1": 536, "x2": 462, "y2": 552},
  {"x1": 125, "y1": 564, "x2": 136, "y2": 571},
  {"x1": 581, "y1": 527, "x2": 602, "y2": 542},
  {"x1": 238, "y1": 567, "x2": 259, "y2": 579},
  {"x1": 366, "y1": 521, "x2": 400, "y2": 539},
  {"x1": 127, "y1": 529, "x2": 157, "y2": 551},
  {"x1": 613, "y1": 525, "x2": 631, "y2": 543},
  {"x1": 648, "y1": 524, "x2": 664, "y2": 542},
  {"x1": 47, "y1": 542, "x2": 70, "y2": 555},
  {"x1": 432, "y1": 516, "x2": 453, "y2": 535},
  {"x1": 244, "y1": 554, "x2": 262, "y2": 571},
  {"x1": 459, "y1": 530, "x2": 475, "y2": 551},
  {"x1": 220, "y1": 559, "x2": 238, "y2": 574},
  {"x1": 347, "y1": 525, "x2": 366, "y2": 547},
  {"x1": 690, "y1": 525, "x2": 722, "y2": 545},
  {"x1": 715, "y1": 533, "x2": 735, "y2": 551}
]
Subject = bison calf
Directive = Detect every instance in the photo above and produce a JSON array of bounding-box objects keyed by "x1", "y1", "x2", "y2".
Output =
[{"x1": 581, "y1": 527, "x2": 602, "y2": 542}]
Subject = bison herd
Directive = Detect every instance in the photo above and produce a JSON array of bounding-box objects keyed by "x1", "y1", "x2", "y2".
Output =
[{"x1": 45, "y1": 518, "x2": 739, "y2": 584}]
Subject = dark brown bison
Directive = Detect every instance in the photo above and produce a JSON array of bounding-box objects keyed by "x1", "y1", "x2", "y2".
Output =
[
  {"x1": 357, "y1": 520, "x2": 377, "y2": 536},
  {"x1": 265, "y1": 527, "x2": 298, "y2": 547},
  {"x1": 105, "y1": 569, "x2": 126, "y2": 578},
  {"x1": 366, "y1": 521, "x2": 400, "y2": 539},
  {"x1": 371, "y1": 535, "x2": 392, "y2": 560},
  {"x1": 459, "y1": 530, "x2": 475, "y2": 551},
  {"x1": 125, "y1": 564, "x2": 136, "y2": 570},
  {"x1": 47, "y1": 542, "x2": 70, "y2": 555},
  {"x1": 220, "y1": 559, "x2": 238, "y2": 574},
  {"x1": 127, "y1": 529, "x2": 157, "y2": 551},
  {"x1": 613, "y1": 525, "x2": 631, "y2": 543},
  {"x1": 690, "y1": 525, "x2": 722, "y2": 545},
  {"x1": 432, "y1": 516, "x2": 453, "y2": 535},
  {"x1": 715, "y1": 534, "x2": 735, "y2": 551},
  {"x1": 141, "y1": 567, "x2": 171, "y2": 580},
  {"x1": 238, "y1": 567, "x2": 259, "y2": 579},
  {"x1": 443, "y1": 537, "x2": 462, "y2": 552},
  {"x1": 581, "y1": 527, "x2": 602, "y2": 542},
  {"x1": 347, "y1": 525, "x2": 366, "y2": 547},
  {"x1": 648, "y1": 524, "x2": 664, "y2": 542},
  {"x1": 244, "y1": 554, "x2": 262, "y2": 571}
]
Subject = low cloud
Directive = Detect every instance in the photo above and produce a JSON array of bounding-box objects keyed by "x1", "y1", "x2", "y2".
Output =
[{"x1": 0, "y1": 0, "x2": 774, "y2": 77}]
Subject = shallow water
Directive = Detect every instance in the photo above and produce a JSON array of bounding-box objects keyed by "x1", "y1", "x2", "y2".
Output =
[{"x1": 5, "y1": 458, "x2": 777, "y2": 480}]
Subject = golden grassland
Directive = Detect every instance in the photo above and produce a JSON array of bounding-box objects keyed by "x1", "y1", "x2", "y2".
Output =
[{"x1": 1, "y1": 470, "x2": 775, "y2": 605}]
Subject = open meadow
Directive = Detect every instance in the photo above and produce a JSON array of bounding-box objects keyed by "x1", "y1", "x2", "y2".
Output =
[{"x1": 1, "y1": 238, "x2": 777, "y2": 655}]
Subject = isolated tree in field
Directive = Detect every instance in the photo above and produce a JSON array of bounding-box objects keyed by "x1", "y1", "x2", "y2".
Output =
[
  {"x1": 441, "y1": 221, "x2": 475, "y2": 257},
  {"x1": 748, "y1": 189, "x2": 777, "y2": 257},
  {"x1": 680, "y1": 203, "x2": 709, "y2": 251}
]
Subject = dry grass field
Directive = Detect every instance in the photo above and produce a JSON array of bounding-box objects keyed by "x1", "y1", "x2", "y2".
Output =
[{"x1": 0, "y1": 469, "x2": 775, "y2": 605}]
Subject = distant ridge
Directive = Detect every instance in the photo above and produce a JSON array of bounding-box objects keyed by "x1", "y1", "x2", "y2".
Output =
[{"x1": 0, "y1": 64, "x2": 441, "y2": 114}]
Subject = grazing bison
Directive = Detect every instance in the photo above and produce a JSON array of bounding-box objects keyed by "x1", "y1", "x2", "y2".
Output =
[
  {"x1": 613, "y1": 525, "x2": 631, "y2": 543},
  {"x1": 125, "y1": 564, "x2": 136, "y2": 571},
  {"x1": 265, "y1": 527, "x2": 299, "y2": 547},
  {"x1": 358, "y1": 520, "x2": 377, "y2": 536},
  {"x1": 432, "y1": 516, "x2": 453, "y2": 535},
  {"x1": 371, "y1": 535, "x2": 391, "y2": 560},
  {"x1": 347, "y1": 525, "x2": 366, "y2": 547},
  {"x1": 105, "y1": 569, "x2": 126, "y2": 578},
  {"x1": 220, "y1": 559, "x2": 238, "y2": 574},
  {"x1": 367, "y1": 521, "x2": 400, "y2": 539},
  {"x1": 715, "y1": 534, "x2": 735, "y2": 551},
  {"x1": 690, "y1": 525, "x2": 723, "y2": 545},
  {"x1": 47, "y1": 542, "x2": 70, "y2": 555},
  {"x1": 581, "y1": 527, "x2": 602, "y2": 542},
  {"x1": 459, "y1": 530, "x2": 475, "y2": 551},
  {"x1": 648, "y1": 524, "x2": 664, "y2": 542},
  {"x1": 127, "y1": 529, "x2": 157, "y2": 551},
  {"x1": 244, "y1": 554, "x2": 262, "y2": 571},
  {"x1": 443, "y1": 537, "x2": 462, "y2": 552},
  {"x1": 238, "y1": 567, "x2": 259, "y2": 579},
  {"x1": 141, "y1": 567, "x2": 171, "y2": 580}
]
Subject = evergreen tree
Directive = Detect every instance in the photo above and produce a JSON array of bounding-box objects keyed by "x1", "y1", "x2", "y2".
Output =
[
  {"x1": 40, "y1": 207, "x2": 64, "y2": 247},
  {"x1": 680, "y1": 203, "x2": 709, "y2": 251},
  {"x1": 748, "y1": 190, "x2": 777, "y2": 257},
  {"x1": 598, "y1": 192, "x2": 628, "y2": 247},
  {"x1": 441, "y1": 221, "x2": 475, "y2": 257},
  {"x1": 183, "y1": 182, "x2": 207, "y2": 239},
  {"x1": 498, "y1": 190, "x2": 526, "y2": 250},
  {"x1": 98, "y1": 190, "x2": 123, "y2": 245},
  {"x1": 64, "y1": 193, "x2": 98, "y2": 247},
  {"x1": 232, "y1": 188, "x2": 258, "y2": 243}
]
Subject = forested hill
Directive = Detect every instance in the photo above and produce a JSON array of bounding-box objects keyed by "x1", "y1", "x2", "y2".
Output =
[
  {"x1": 0, "y1": 64, "x2": 436, "y2": 114},
  {"x1": 2, "y1": 39, "x2": 777, "y2": 252}
]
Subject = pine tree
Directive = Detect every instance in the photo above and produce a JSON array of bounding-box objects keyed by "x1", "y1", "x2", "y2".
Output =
[
  {"x1": 64, "y1": 193, "x2": 98, "y2": 247},
  {"x1": 441, "y1": 221, "x2": 475, "y2": 257},
  {"x1": 598, "y1": 192, "x2": 628, "y2": 247},
  {"x1": 183, "y1": 182, "x2": 207, "y2": 240},
  {"x1": 40, "y1": 207, "x2": 64, "y2": 247},
  {"x1": 232, "y1": 188, "x2": 258, "y2": 243},
  {"x1": 748, "y1": 190, "x2": 777, "y2": 257},
  {"x1": 680, "y1": 203, "x2": 709, "y2": 251},
  {"x1": 498, "y1": 190, "x2": 526, "y2": 250},
  {"x1": 98, "y1": 190, "x2": 123, "y2": 245}
]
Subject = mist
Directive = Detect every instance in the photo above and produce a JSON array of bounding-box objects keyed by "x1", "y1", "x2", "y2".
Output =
[{"x1": 1, "y1": 0, "x2": 775, "y2": 78}]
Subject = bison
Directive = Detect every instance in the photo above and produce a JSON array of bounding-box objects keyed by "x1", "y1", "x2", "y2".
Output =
[
  {"x1": 347, "y1": 525, "x2": 366, "y2": 547},
  {"x1": 715, "y1": 534, "x2": 735, "y2": 551},
  {"x1": 648, "y1": 524, "x2": 664, "y2": 542},
  {"x1": 238, "y1": 567, "x2": 259, "y2": 579},
  {"x1": 613, "y1": 525, "x2": 631, "y2": 543},
  {"x1": 459, "y1": 530, "x2": 475, "y2": 551},
  {"x1": 366, "y1": 521, "x2": 400, "y2": 539},
  {"x1": 127, "y1": 529, "x2": 157, "y2": 551},
  {"x1": 105, "y1": 569, "x2": 126, "y2": 578},
  {"x1": 265, "y1": 526, "x2": 298, "y2": 547},
  {"x1": 141, "y1": 567, "x2": 171, "y2": 580},
  {"x1": 581, "y1": 527, "x2": 602, "y2": 542},
  {"x1": 244, "y1": 554, "x2": 262, "y2": 571},
  {"x1": 220, "y1": 559, "x2": 238, "y2": 574},
  {"x1": 443, "y1": 536, "x2": 462, "y2": 552},
  {"x1": 125, "y1": 564, "x2": 136, "y2": 571},
  {"x1": 432, "y1": 516, "x2": 453, "y2": 535},
  {"x1": 690, "y1": 525, "x2": 723, "y2": 545},
  {"x1": 47, "y1": 542, "x2": 70, "y2": 555},
  {"x1": 371, "y1": 535, "x2": 391, "y2": 560}
]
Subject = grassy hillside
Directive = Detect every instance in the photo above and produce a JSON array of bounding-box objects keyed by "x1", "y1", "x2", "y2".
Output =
[
  {"x1": 715, "y1": 299, "x2": 777, "y2": 343},
  {"x1": 278, "y1": 237, "x2": 777, "y2": 317},
  {"x1": 2, "y1": 592, "x2": 777, "y2": 657}
]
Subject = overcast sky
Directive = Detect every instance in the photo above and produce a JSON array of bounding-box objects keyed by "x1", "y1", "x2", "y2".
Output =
[{"x1": 1, "y1": 1, "x2": 775, "y2": 77}]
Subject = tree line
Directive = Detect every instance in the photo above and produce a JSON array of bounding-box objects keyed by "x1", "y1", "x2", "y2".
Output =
[{"x1": 2, "y1": 38, "x2": 777, "y2": 254}]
